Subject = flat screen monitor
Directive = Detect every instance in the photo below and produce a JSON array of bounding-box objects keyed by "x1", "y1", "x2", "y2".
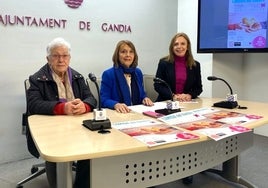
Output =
[{"x1": 197, "y1": 0, "x2": 268, "y2": 53}]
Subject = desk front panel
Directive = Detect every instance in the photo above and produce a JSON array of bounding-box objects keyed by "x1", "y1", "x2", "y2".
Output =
[{"x1": 90, "y1": 131, "x2": 253, "y2": 188}]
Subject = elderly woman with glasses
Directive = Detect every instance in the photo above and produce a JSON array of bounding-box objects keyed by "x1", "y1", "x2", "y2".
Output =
[{"x1": 27, "y1": 37, "x2": 96, "y2": 188}]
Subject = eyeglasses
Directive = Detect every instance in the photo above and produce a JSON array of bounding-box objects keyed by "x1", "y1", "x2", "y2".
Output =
[{"x1": 50, "y1": 54, "x2": 70, "y2": 60}]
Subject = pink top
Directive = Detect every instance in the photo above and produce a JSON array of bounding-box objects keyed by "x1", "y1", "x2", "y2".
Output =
[{"x1": 174, "y1": 56, "x2": 187, "y2": 94}]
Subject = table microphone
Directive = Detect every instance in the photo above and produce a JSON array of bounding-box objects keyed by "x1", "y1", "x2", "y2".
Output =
[
  {"x1": 207, "y1": 76, "x2": 238, "y2": 109},
  {"x1": 82, "y1": 73, "x2": 111, "y2": 133},
  {"x1": 153, "y1": 77, "x2": 181, "y2": 115},
  {"x1": 153, "y1": 77, "x2": 173, "y2": 100}
]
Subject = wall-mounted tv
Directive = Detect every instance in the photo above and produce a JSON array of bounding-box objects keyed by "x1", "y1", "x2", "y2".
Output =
[{"x1": 197, "y1": 0, "x2": 268, "y2": 53}]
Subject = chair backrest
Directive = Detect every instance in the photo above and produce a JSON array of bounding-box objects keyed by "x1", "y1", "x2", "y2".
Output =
[
  {"x1": 21, "y1": 79, "x2": 30, "y2": 135},
  {"x1": 22, "y1": 78, "x2": 40, "y2": 158},
  {"x1": 86, "y1": 78, "x2": 101, "y2": 105},
  {"x1": 143, "y1": 74, "x2": 158, "y2": 102}
]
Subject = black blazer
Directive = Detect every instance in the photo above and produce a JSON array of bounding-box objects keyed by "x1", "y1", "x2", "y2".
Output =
[{"x1": 154, "y1": 58, "x2": 203, "y2": 101}]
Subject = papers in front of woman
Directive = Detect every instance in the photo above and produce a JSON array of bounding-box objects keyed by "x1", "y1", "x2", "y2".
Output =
[
  {"x1": 112, "y1": 119, "x2": 199, "y2": 147},
  {"x1": 158, "y1": 108, "x2": 262, "y2": 141},
  {"x1": 129, "y1": 102, "x2": 168, "y2": 114},
  {"x1": 129, "y1": 101, "x2": 199, "y2": 114}
]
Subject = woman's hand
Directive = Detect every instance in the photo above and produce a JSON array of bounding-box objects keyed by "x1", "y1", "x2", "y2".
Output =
[
  {"x1": 65, "y1": 99, "x2": 86, "y2": 115},
  {"x1": 114, "y1": 103, "x2": 131, "y2": 113},
  {"x1": 173, "y1": 94, "x2": 192, "y2": 102},
  {"x1": 142, "y1": 97, "x2": 154, "y2": 106}
]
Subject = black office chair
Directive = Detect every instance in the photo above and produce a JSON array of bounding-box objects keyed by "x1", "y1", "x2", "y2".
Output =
[
  {"x1": 16, "y1": 79, "x2": 46, "y2": 188},
  {"x1": 17, "y1": 79, "x2": 76, "y2": 188},
  {"x1": 86, "y1": 77, "x2": 100, "y2": 104}
]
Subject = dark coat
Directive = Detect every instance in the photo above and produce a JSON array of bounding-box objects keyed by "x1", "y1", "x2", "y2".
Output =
[
  {"x1": 26, "y1": 63, "x2": 97, "y2": 158},
  {"x1": 154, "y1": 58, "x2": 203, "y2": 101}
]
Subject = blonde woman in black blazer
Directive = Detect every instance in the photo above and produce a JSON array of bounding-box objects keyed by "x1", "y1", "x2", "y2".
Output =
[{"x1": 154, "y1": 32, "x2": 203, "y2": 102}]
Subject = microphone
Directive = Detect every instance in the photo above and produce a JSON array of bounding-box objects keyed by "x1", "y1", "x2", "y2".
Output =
[
  {"x1": 207, "y1": 76, "x2": 238, "y2": 109},
  {"x1": 207, "y1": 76, "x2": 233, "y2": 94},
  {"x1": 153, "y1": 77, "x2": 173, "y2": 100},
  {"x1": 88, "y1": 73, "x2": 101, "y2": 110},
  {"x1": 153, "y1": 77, "x2": 181, "y2": 115},
  {"x1": 82, "y1": 73, "x2": 111, "y2": 133}
]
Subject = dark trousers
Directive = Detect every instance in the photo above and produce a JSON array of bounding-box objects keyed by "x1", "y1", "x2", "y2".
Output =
[{"x1": 74, "y1": 160, "x2": 90, "y2": 188}]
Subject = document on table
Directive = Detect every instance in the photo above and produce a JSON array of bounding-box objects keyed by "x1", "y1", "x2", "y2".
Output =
[
  {"x1": 129, "y1": 101, "x2": 195, "y2": 114},
  {"x1": 158, "y1": 108, "x2": 262, "y2": 141},
  {"x1": 129, "y1": 102, "x2": 168, "y2": 113},
  {"x1": 112, "y1": 119, "x2": 200, "y2": 147}
]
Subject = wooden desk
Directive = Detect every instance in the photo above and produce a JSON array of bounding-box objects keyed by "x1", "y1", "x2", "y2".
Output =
[{"x1": 28, "y1": 98, "x2": 268, "y2": 188}]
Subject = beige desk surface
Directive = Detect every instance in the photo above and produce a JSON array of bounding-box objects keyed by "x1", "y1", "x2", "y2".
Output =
[{"x1": 28, "y1": 97, "x2": 268, "y2": 162}]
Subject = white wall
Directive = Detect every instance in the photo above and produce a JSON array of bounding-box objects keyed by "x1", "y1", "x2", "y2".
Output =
[
  {"x1": 213, "y1": 53, "x2": 268, "y2": 103},
  {"x1": 0, "y1": 0, "x2": 178, "y2": 164}
]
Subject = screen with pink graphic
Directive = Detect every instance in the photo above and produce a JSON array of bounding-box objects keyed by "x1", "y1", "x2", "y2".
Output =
[
  {"x1": 198, "y1": 0, "x2": 268, "y2": 53},
  {"x1": 228, "y1": 0, "x2": 267, "y2": 48}
]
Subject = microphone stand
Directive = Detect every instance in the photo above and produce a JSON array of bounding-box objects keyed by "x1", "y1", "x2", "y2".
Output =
[
  {"x1": 83, "y1": 73, "x2": 111, "y2": 133},
  {"x1": 153, "y1": 77, "x2": 181, "y2": 115},
  {"x1": 207, "y1": 76, "x2": 238, "y2": 109}
]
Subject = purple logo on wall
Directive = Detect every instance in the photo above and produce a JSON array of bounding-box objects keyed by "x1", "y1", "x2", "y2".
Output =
[{"x1": 64, "y1": 0, "x2": 83, "y2": 9}]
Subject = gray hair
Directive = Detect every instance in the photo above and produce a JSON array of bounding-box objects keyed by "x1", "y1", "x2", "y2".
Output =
[{"x1": 46, "y1": 37, "x2": 71, "y2": 56}]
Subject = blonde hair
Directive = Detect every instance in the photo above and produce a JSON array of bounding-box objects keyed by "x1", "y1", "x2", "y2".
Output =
[{"x1": 165, "y1": 32, "x2": 196, "y2": 69}]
